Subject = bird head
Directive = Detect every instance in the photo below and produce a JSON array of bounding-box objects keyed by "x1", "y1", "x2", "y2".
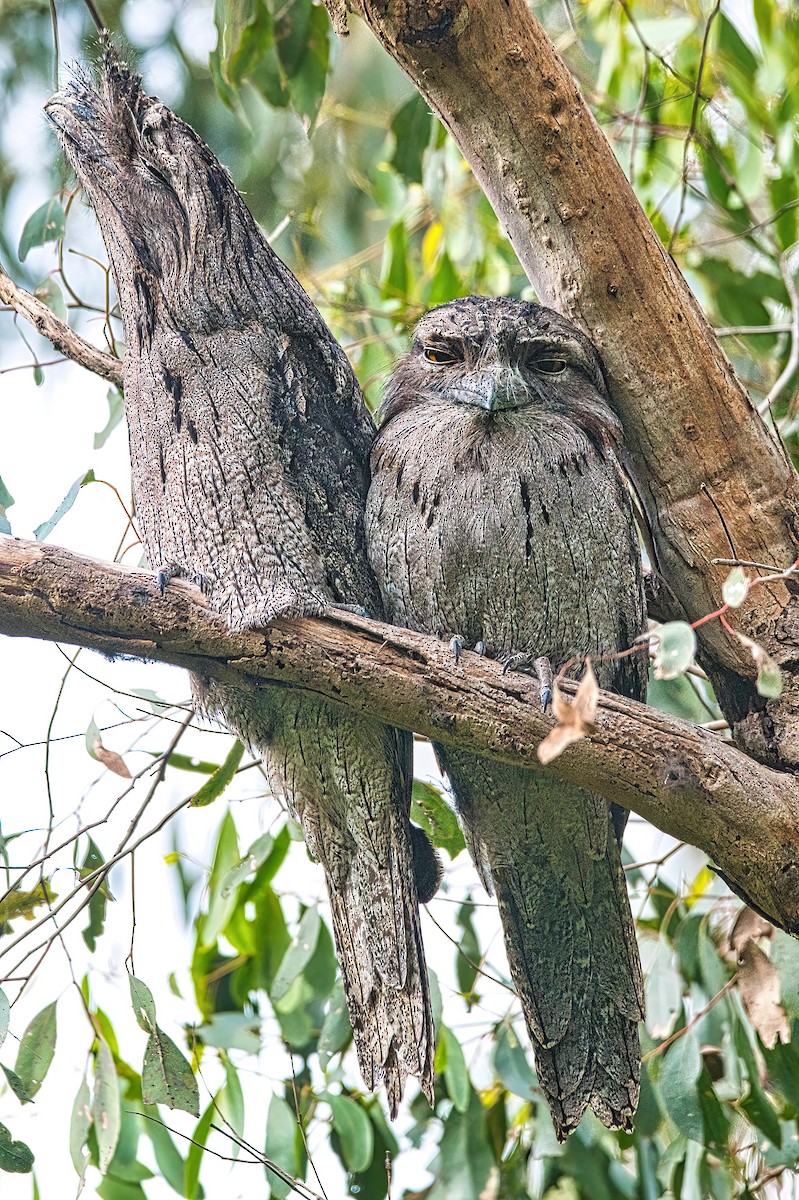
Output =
[
  {"x1": 44, "y1": 42, "x2": 264, "y2": 337},
  {"x1": 382, "y1": 296, "x2": 622, "y2": 448}
]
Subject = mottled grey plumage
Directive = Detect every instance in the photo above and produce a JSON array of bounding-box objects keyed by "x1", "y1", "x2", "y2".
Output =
[
  {"x1": 46, "y1": 49, "x2": 434, "y2": 1115},
  {"x1": 365, "y1": 296, "x2": 647, "y2": 1138}
]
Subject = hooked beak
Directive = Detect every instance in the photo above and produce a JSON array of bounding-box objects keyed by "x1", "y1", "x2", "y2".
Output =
[{"x1": 455, "y1": 364, "x2": 531, "y2": 412}]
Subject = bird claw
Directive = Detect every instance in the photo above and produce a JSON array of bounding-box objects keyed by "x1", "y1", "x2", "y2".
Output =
[
  {"x1": 155, "y1": 562, "x2": 181, "y2": 596},
  {"x1": 501, "y1": 651, "x2": 532, "y2": 676},
  {"x1": 536, "y1": 656, "x2": 554, "y2": 712},
  {"x1": 156, "y1": 564, "x2": 208, "y2": 597},
  {"x1": 449, "y1": 634, "x2": 465, "y2": 664},
  {"x1": 502, "y1": 652, "x2": 554, "y2": 712}
]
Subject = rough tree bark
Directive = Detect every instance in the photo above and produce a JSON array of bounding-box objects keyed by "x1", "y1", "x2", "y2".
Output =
[
  {"x1": 1, "y1": 534, "x2": 798, "y2": 933},
  {"x1": 337, "y1": 0, "x2": 799, "y2": 772}
]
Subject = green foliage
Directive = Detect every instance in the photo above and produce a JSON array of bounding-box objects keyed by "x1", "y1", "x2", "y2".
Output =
[
  {"x1": 94, "y1": 388, "x2": 125, "y2": 451},
  {"x1": 17, "y1": 197, "x2": 65, "y2": 262},
  {"x1": 14, "y1": 1001, "x2": 57, "y2": 1100},
  {"x1": 0, "y1": 475, "x2": 13, "y2": 535},
  {"x1": 189, "y1": 739, "x2": 245, "y2": 807},
  {"x1": 0, "y1": 1122, "x2": 34, "y2": 1173},
  {"x1": 33, "y1": 469, "x2": 95, "y2": 541},
  {"x1": 411, "y1": 780, "x2": 466, "y2": 860},
  {"x1": 2, "y1": 0, "x2": 799, "y2": 1195}
]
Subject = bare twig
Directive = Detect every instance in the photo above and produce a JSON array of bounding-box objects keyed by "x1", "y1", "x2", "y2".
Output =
[
  {"x1": 759, "y1": 244, "x2": 799, "y2": 416},
  {"x1": 0, "y1": 261, "x2": 123, "y2": 387},
  {"x1": 667, "y1": 0, "x2": 722, "y2": 253}
]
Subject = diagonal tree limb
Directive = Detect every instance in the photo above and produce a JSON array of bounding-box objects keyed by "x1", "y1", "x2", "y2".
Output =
[
  {"x1": 339, "y1": 0, "x2": 799, "y2": 771},
  {"x1": 1, "y1": 533, "x2": 797, "y2": 933},
  {"x1": 0, "y1": 260, "x2": 123, "y2": 388}
]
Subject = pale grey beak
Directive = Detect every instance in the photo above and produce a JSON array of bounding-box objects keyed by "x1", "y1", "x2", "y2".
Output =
[{"x1": 455, "y1": 364, "x2": 531, "y2": 412}]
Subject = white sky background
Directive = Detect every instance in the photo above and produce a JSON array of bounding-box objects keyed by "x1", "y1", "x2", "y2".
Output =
[{"x1": 0, "y1": 2, "x2": 763, "y2": 1198}]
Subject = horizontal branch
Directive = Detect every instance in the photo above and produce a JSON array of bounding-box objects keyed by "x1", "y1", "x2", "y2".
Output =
[
  {"x1": 1, "y1": 533, "x2": 797, "y2": 932},
  {"x1": 0, "y1": 260, "x2": 123, "y2": 388}
]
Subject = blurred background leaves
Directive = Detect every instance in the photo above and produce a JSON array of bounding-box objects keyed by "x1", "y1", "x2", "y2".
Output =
[{"x1": 2, "y1": 0, "x2": 799, "y2": 1196}]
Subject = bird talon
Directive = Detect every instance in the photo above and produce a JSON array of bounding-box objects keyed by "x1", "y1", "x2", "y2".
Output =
[
  {"x1": 534, "y1": 656, "x2": 554, "y2": 711},
  {"x1": 502, "y1": 651, "x2": 532, "y2": 676},
  {"x1": 155, "y1": 563, "x2": 180, "y2": 596}
]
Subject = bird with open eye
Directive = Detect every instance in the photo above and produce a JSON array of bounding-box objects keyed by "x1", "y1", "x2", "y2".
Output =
[{"x1": 365, "y1": 295, "x2": 647, "y2": 1140}]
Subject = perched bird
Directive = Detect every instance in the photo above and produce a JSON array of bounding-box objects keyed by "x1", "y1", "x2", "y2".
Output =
[
  {"x1": 45, "y1": 48, "x2": 435, "y2": 1115},
  {"x1": 365, "y1": 296, "x2": 647, "y2": 1138}
]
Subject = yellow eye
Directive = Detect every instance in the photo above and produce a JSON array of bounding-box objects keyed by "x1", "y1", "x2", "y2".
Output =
[
  {"x1": 423, "y1": 346, "x2": 458, "y2": 365},
  {"x1": 533, "y1": 358, "x2": 568, "y2": 375}
]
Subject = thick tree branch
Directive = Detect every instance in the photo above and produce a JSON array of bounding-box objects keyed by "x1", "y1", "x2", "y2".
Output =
[
  {"x1": 0, "y1": 260, "x2": 123, "y2": 388},
  {"x1": 341, "y1": 0, "x2": 799, "y2": 770},
  {"x1": 1, "y1": 533, "x2": 797, "y2": 932}
]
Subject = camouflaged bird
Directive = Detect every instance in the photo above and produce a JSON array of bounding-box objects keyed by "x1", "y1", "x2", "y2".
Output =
[
  {"x1": 365, "y1": 296, "x2": 647, "y2": 1138},
  {"x1": 46, "y1": 46, "x2": 435, "y2": 1116}
]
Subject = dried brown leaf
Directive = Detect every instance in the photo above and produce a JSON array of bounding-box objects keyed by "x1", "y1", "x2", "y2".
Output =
[
  {"x1": 93, "y1": 741, "x2": 132, "y2": 779},
  {"x1": 730, "y1": 905, "x2": 773, "y2": 953},
  {"x1": 737, "y1": 940, "x2": 789, "y2": 1048},
  {"x1": 537, "y1": 660, "x2": 598, "y2": 765}
]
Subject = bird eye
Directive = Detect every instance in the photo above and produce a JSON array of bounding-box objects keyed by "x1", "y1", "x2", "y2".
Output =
[
  {"x1": 533, "y1": 358, "x2": 568, "y2": 375},
  {"x1": 423, "y1": 346, "x2": 459, "y2": 365}
]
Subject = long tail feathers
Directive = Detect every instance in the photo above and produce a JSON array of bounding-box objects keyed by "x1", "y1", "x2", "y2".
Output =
[
  {"x1": 266, "y1": 698, "x2": 435, "y2": 1117},
  {"x1": 439, "y1": 749, "x2": 644, "y2": 1140},
  {"x1": 326, "y1": 853, "x2": 435, "y2": 1116}
]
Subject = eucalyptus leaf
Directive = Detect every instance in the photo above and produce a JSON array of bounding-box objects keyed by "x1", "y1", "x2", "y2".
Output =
[
  {"x1": 653, "y1": 621, "x2": 697, "y2": 681},
  {"x1": 184, "y1": 1098, "x2": 214, "y2": 1199},
  {"x1": 326, "y1": 1092, "x2": 374, "y2": 1173},
  {"x1": 18, "y1": 198, "x2": 66, "y2": 261},
  {"x1": 189, "y1": 739, "x2": 245, "y2": 807},
  {"x1": 318, "y1": 979, "x2": 352, "y2": 1066},
  {"x1": 722, "y1": 566, "x2": 749, "y2": 608},
  {"x1": 129, "y1": 975, "x2": 157, "y2": 1032},
  {"x1": 69, "y1": 1075, "x2": 91, "y2": 1179},
  {"x1": 659, "y1": 1029, "x2": 705, "y2": 1143},
  {"x1": 199, "y1": 809, "x2": 240, "y2": 948},
  {"x1": 218, "y1": 1056, "x2": 245, "y2": 1151},
  {"x1": 33, "y1": 277, "x2": 67, "y2": 321},
  {"x1": 270, "y1": 905, "x2": 321, "y2": 1003},
  {"x1": 264, "y1": 1093, "x2": 297, "y2": 1200},
  {"x1": 440, "y1": 1025, "x2": 470, "y2": 1113},
  {"x1": 141, "y1": 1025, "x2": 199, "y2": 1116},
  {"x1": 411, "y1": 780, "x2": 465, "y2": 859},
  {"x1": 221, "y1": 831, "x2": 274, "y2": 897},
  {"x1": 0, "y1": 1122, "x2": 34, "y2": 1173},
  {"x1": 0, "y1": 987, "x2": 9, "y2": 1048},
  {"x1": 757, "y1": 654, "x2": 783, "y2": 698},
  {"x1": 14, "y1": 1001, "x2": 57, "y2": 1099},
  {"x1": 34, "y1": 470, "x2": 95, "y2": 542},
  {"x1": 1, "y1": 1065, "x2": 34, "y2": 1105},
  {"x1": 493, "y1": 1022, "x2": 537, "y2": 1100},
  {"x1": 142, "y1": 1105, "x2": 191, "y2": 1196},
  {"x1": 94, "y1": 1038, "x2": 121, "y2": 1173},
  {"x1": 94, "y1": 387, "x2": 125, "y2": 449},
  {"x1": 426, "y1": 1087, "x2": 493, "y2": 1200}
]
